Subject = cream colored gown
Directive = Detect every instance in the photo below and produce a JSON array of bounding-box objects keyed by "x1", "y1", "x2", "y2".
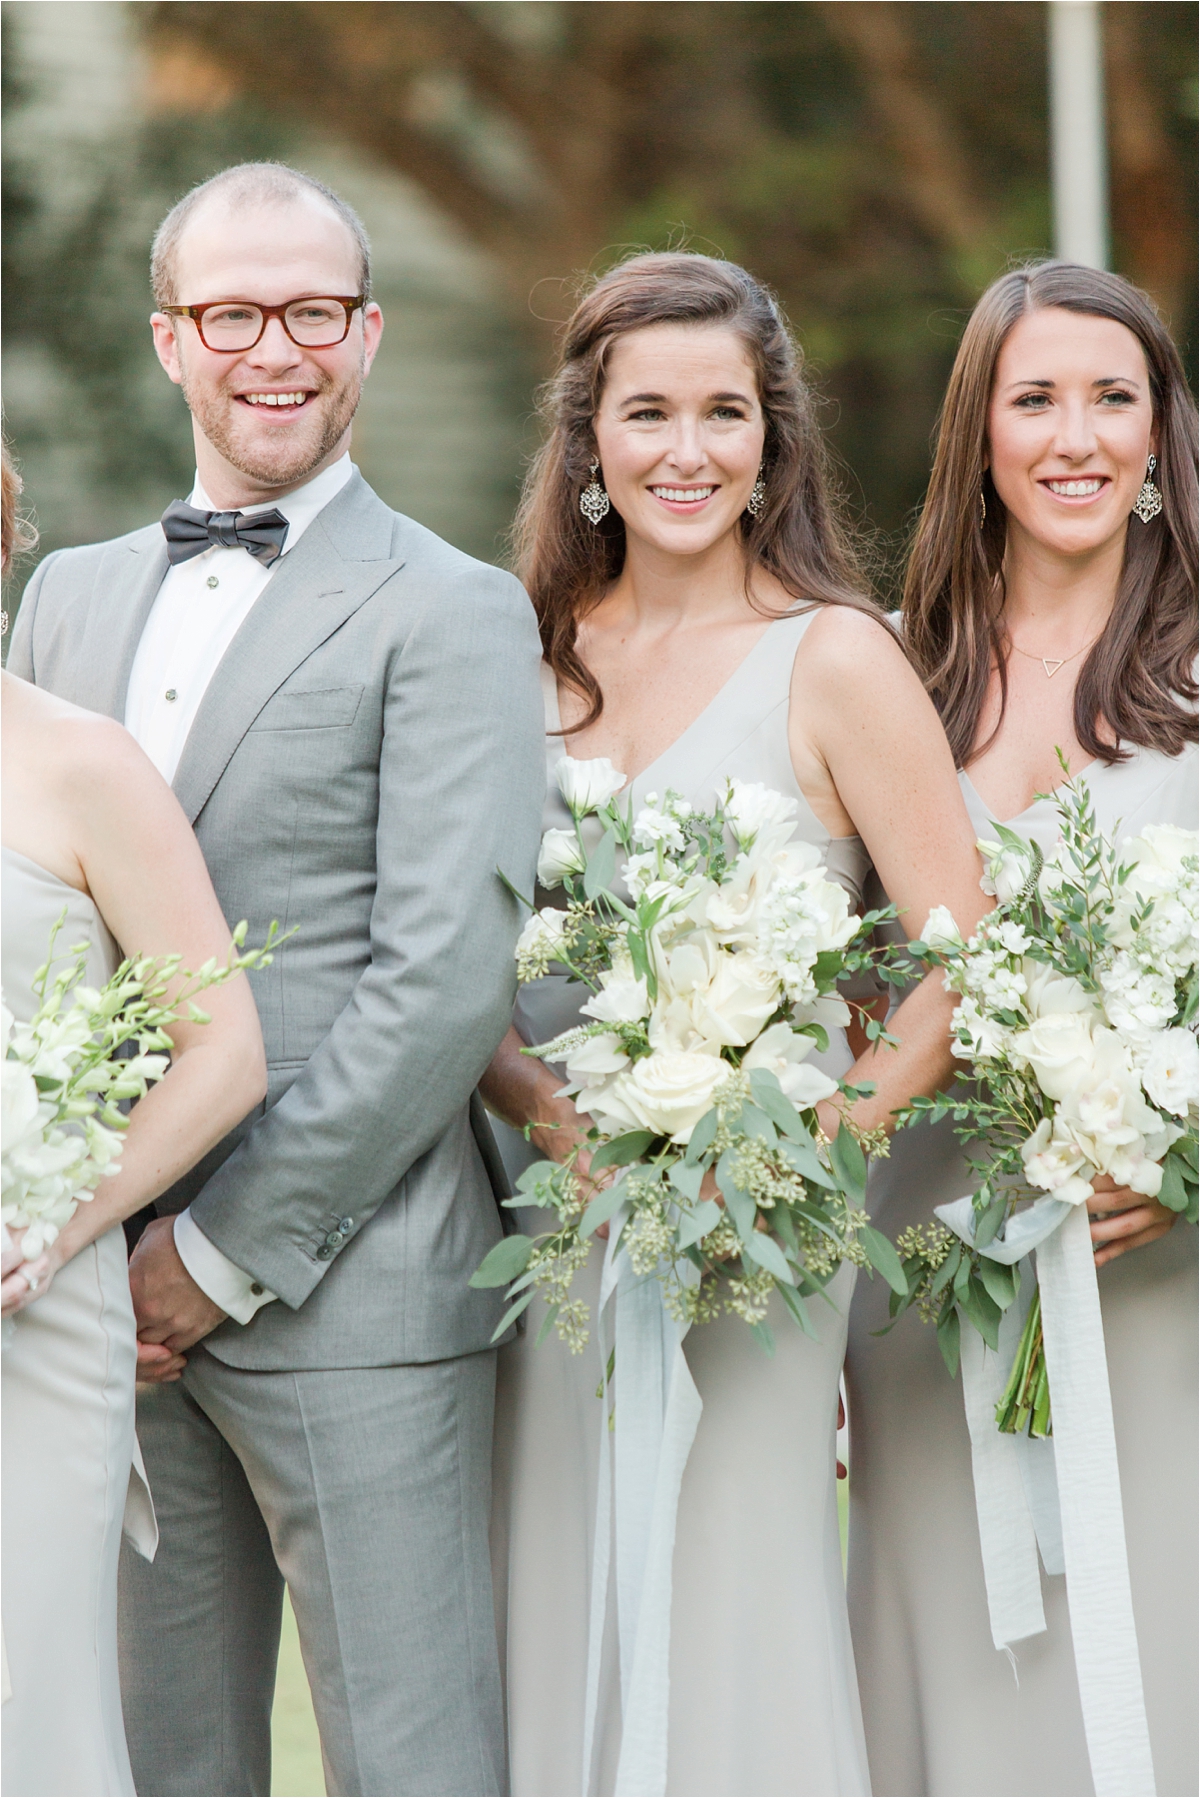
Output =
[
  {"x1": 845, "y1": 742, "x2": 1199, "y2": 1798},
  {"x1": 2, "y1": 848, "x2": 156, "y2": 1798},
  {"x1": 491, "y1": 611, "x2": 873, "y2": 1798}
]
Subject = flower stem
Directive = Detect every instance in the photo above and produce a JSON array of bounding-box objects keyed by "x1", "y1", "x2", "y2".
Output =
[{"x1": 995, "y1": 1284, "x2": 1052, "y2": 1438}]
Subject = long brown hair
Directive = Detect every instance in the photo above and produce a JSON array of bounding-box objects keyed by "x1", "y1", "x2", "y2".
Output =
[
  {"x1": 513, "y1": 251, "x2": 877, "y2": 731},
  {"x1": 904, "y1": 260, "x2": 1198, "y2": 769}
]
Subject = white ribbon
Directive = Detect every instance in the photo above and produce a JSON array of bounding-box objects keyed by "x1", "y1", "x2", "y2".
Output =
[
  {"x1": 581, "y1": 1222, "x2": 703, "y2": 1797},
  {"x1": 937, "y1": 1197, "x2": 1155, "y2": 1796}
]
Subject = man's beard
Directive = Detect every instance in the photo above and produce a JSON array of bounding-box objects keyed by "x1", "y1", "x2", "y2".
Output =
[{"x1": 181, "y1": 360, "x2": 363, "y2": 489}]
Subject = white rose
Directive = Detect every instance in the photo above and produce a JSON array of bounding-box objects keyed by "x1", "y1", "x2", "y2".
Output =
[
  {"x1": 1140, "y1": 1027, "x2": 1198, "y2": 1119},
  {"x1": 1020, "y1": 1117, "x2": 1094, "y2": 1204},
  {"x1": 555, "y1": 755, "x2": 627, "y2": 817},
  {"x1": 1123, "y1": 822, "x2": 1197, "y2": 882},
  {"x1": 537, "y1": 827, "x2": 586, "y2": 888},
  {"x1": 515, "y1": 908, "x2": 569, "y2": 978},
  {"x1": 1021, "y1": 961, "x2": 1098, "y2": 1023},
  {"x1": 1010, "y1": 1010, "x2": 1098, "y2": 1102},
  {"x1": 742, "y1": 1021, "x2": 839, "y2": 1106},
  {"x1": 952, "y1": 996, "x2": 1010, "y2": 1062},
  {"x1": 922, "y1": 905, "x2": 962, "y2": 951},
  {"x1": 978, "y1": 836, "x2": 1033, "y2": 903},
  {"x1": 723, "y1": 780, "x2": 798, "y2": 850},
  {"x1": 651, "y1": 935, "x2": 780, "y2": 1052},
  {"x1": 581, "y1": 973, "x2": 650, "y2": 1027},
  {"x1": 616, "y1": 1049, "x2": 728, "y2": 1143},
  {"x1": 562, "y1": 1031, "x2": 631, "y2": 1082}
]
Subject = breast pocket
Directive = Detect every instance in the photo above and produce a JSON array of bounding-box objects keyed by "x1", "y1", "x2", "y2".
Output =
[{"x1": 253, "y1": 685, "x2": 365, "y2": 732}]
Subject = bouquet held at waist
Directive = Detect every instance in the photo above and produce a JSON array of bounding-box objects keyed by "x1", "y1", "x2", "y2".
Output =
[
  {"x1": 2, "y1": 917, "x2": 290, "y2": 1262},
  {"x1": 473, "y1": 756, "x2": 913, "y2": 1352},
  {"x1": 891, "y1": 764, "x2": 1198, "y2": 1435}
]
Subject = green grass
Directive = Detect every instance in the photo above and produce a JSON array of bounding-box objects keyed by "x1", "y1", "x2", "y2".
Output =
[{"x1": 272, "y1": 1592, "x2": 325, "y2": 1798}]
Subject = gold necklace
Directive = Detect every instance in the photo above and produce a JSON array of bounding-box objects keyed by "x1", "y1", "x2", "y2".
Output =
[{"x1": 1008, "y1": 633, "x2": 1101, "y2": 679}]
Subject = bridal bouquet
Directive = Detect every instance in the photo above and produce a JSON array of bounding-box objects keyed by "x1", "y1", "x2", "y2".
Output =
[
  {"x1": 891, "y1": 769, "x2": 1198, "y2": 1434},
  {"x1": 473, "y1": 758, "x2": 910, "y2": 1352},
  {"x1": 2, "y1": 917, "x2": 288, "y2": 1260}
]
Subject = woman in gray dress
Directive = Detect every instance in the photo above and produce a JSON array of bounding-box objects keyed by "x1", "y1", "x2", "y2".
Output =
[
  {"x1": 482, "y1": 252, "x2": 991, "y2": 1797},
  {"x1": 846, "y1": 262, "x2": 1198, "y2": 1797},
  {"x1": 1, "y1": 446, "x2": 268, "y2": 1796}
]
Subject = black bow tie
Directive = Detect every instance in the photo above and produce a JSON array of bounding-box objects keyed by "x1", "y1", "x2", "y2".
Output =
[{"x1": 161, "y1": 499, "x2": 289, "y2": 567}]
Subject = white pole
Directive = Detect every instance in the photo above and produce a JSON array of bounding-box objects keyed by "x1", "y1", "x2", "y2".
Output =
[{"x1": 1048, "y1": 0, "x2": 1109, "y2": 268}]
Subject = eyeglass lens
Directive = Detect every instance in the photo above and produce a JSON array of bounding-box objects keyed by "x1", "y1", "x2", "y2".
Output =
[{"x1": 200, "y1": 300, "x2": 350, "y2": 350}]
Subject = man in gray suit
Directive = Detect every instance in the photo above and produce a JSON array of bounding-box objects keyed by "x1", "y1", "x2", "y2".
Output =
[{"x1": 9, "y1": 162, "x2": 544, "y2": 1797}]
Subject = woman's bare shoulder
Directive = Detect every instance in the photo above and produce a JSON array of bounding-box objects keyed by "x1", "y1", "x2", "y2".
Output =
[{"x1": 793, "y1": 601, "x2": 913, "y2": 688}]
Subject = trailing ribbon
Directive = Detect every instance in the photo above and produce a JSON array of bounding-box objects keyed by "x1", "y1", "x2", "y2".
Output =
[
  {"x1": 581, "y1": 1218, "x2": 703, "y2": 1797},
  {"x1": 936, "y1": 1196, "x2": 1155, "y2": 1796}
]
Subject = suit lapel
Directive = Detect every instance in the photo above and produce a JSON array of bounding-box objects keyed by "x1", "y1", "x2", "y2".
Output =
[
  {"x1": 72, "y1": 532, "x2": 170, "y2": 721},
  {"x1": 171, "y1": 475, "x2": 404, "y2": 825}
]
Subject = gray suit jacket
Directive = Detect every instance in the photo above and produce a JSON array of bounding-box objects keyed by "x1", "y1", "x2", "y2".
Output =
[{"x1": 10, "y1": 471, "x2": 545, "y2": 1370}]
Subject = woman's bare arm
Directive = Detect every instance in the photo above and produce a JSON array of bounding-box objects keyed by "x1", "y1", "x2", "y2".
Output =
[{"x1": 2, "y1": 708, "x2": 266, "y2": 1309}]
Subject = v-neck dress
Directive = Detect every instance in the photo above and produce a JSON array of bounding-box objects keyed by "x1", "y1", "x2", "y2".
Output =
[
  {"x1": 490, "y1": 610, "x2": 873, "y2": 1797},
  {"x1": 845, "y1": 741, "x2": 1199, "y2": 1798}
]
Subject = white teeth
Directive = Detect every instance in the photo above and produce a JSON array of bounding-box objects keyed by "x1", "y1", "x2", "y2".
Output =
[
  {"x1": 651, "y1": 486, "x2": 714, "y2": 502},
  {"x1": 243, "y1": 392, "x2": 307, "y2": 406},
  {"x1": 1047, "y1": 479, "x2": 1103, "y2": 496}
]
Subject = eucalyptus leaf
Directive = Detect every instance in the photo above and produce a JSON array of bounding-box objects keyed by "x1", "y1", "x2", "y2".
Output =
[
  {"x1": 859, "y1": 1224, "x2": 908, "y2": 1295},
  {"x1": 534, "y1": 1302, "x2": 560, "y2": 1347},
  {"x1": 579, "y1": 1181, "x2": 627, "y2": 1238},
  {"x1": 515, "y1": 1159, "x2": 560, "y2": 1194},
  {"x1": 749, "y1": 1320, "x2": 776, "y2": 1356},
  {"x1": 490, "y1": 1288, "x2": 536, "y2": 1341},
  {"x1": 776, "y1": 1278, "x2": 817, "y2": 1339},
  {"x1": 685, "y1": 1107, "x2": 718, "y2": 1165},
  {"x1": 469, "y1": 1234, "x2": 534, "y2": 1289},
  {"x1": 777, "y1": 1137, "x2": 837, "y2": 1188},
  {"x1": 740, "y1": 1229, "x2": 795, "y2": 1285},
  {"x1": 583, "y1": 830, "x2": 617, "y2": 900},
  {"x1": 677, "y1": 1198, "x2": 723, "y2": 1249},
  {"x1": 828, "y1": 1124, "x2": 868, "y2": 1203},
  {"x1": 973, "y1": 1194, "x2": 1008, "y2": 1250},
  {"x1": 937, "y1": 1304, "x2": 961, "y2": 1377},
  {"x1": 590, "y1": 1131, "x2": 657, "y2": 1171},
  {"x1": 738, "y1": 1102, "x2": 778, "y2": 1145},
  {"x1": 670, "y1": 1161, "x2": 705, "y2": 1204},
  {"x1": 978, "y1": 1256, "x2": 1018, "y2": 1311}
]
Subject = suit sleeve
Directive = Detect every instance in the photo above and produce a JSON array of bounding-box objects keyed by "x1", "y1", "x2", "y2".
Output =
[
  {"x1": 186, "y1": 569, "x2": 546, "y2": 1308},
  {"x1": 7, "y1": 553, "x2": 58, "y2": 680}
]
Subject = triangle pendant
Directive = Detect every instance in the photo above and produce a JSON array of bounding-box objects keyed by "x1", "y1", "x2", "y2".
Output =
[{"x1": 1042, "y1": 658, "x2": 1065, "y2": 678}]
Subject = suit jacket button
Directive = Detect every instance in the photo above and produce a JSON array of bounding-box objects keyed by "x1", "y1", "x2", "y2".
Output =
[
  {"x1": 315, "y1": 1244, "x2": 333, "y2": 1260},
  {"x1": 324, "y1": 1231, "x2": 342, "y2": 1246},
  {"x1": 338, "y1": 1217, "x2": 354, "y2": 1233}
]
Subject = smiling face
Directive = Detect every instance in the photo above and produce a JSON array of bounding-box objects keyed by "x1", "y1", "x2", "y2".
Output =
[
  {"x1": 986, "y1": 306, "x2": 1156, "y2": 562},
  {"x1": 591, "y1": 323, "x2": 766, "y2": 561},
  {"x1": 150, "y1": 191, "x2": 383, "y2": 503}
]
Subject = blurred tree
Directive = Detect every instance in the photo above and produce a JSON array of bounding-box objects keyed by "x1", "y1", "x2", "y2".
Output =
[{"x1": 133, "y1": 0, "x2": 1195, "y2": 548}]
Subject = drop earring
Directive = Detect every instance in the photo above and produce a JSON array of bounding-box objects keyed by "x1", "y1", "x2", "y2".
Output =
[
  {"x1": 979, "y1": 488, "x2": 987, "y2": 526},
  {"x1": 580, "y1": 459, "x2": 611, "y2": 525},
  {"x1": 1132, "y1": 455, "x2": 1163, "y2": 524},
  {"x1": 746, "y1": 468, "x2": 766, "y2": 519}
]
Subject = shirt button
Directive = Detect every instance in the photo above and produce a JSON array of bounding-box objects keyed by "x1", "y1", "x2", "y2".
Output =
[
  {"x1": 339, "y1": 1217, "x2": 354, "y2": 1233},
  {"x1": 164, "y1": 689, "x2": 177, "y2": 702},
  {"x1": 250, "y1": 1283, "x2": 264, "y2": 1296},
  {"x1": 207, "y1": 576, "x2": 219, "y2": 589}
]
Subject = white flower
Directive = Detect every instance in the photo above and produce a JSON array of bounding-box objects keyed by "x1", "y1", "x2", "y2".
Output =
[
  {"x1": 742, "y1": 1022, "x2": 839, "y2": 1106},
  {"x1": 1022, "y1": 962, "x2": 1099, "y2": 1022},
  {"x1": 1011, "y1": 1010, "x2": 1099, "y2": 1103},
  {"x1": 1098, "y1": 953, "x2": 1176, "y2": 1046},
  {"x1": 563, "y1": 1031, "x2": 631, "y2": 1081},
  {"x1": 922, "y1": 906, "x2": 962, "y2": 951},
  {"x1": 1141, "y1": 1028, "x2": 1199, "y2": 1119},
  {"x1": 978, "y1": 836, "x2": 1034, "y2": 903},
  {"x1": 723, "y1": 780, "x2": 798, "y2": 850},
  {"x1": 632, "y1": 793, "x2": 691, "y2": 854},
  {"x1": 581, "y1": 973, "x2": 650, "y2": 1027},
  {"x1": 590, "y1": 1049, "x2": 727, "y2": 1143},
  {"x1": 555, "y1": 755, "x2": 627, "y2": 818},
  {"x1": 758, "y1": 870, "x2": 858, "y2": 1005},
  {"x1": 1020, "y1": 1118, "x2": 1094, "y2": 1205},
  {"x1": 952, "y1": 996, "x2": 1010, "y2": 1062},
  {"x1": 1, "y1": 1057, "x2": 44, "y2": 1163},
  {"x1": 515, "y1": 907, "x2": 569, "y2": 979},
  {"x1": 537, "y1": 827, "x2": 586, "y2": 888},
  {"x1": 650, "y1": 934, "x2": 780, "y2": 1053}
]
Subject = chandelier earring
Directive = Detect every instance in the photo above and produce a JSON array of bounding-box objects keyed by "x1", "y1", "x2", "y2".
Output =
[
  {"x1": 746, "y1": 467, "x2": 767, "y2": 519},
  {"x1": 1132, "y1": 454, "x2": 1163, "y2": 524},
  {"x1": 580, "y1": 459, "x2": 611, "y2": 526}
]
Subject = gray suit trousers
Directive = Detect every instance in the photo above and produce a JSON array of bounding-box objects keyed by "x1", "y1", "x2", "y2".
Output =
[{"x1": 118, "y1": 1346, "x2": 504, "y2": 1798}]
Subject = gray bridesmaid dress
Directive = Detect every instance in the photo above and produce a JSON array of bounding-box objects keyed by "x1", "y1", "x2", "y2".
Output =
[
  {"x1": 845, "y1": 742, "x2": 1199, "y2": 1798},
  {"x1": 1, "y1": 847, "x2": 156, "y2": 1797},
  {"x1": 491, "y1": 611, "x2": 873, "y2": 1797}
]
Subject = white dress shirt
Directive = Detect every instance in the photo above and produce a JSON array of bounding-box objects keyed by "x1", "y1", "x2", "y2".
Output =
[{"x1": 124, "y1": 453, "x2": 353, "y2": 1324}]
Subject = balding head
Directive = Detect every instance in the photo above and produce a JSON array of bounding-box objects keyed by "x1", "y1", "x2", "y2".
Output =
[{"x1": 150, "y1": 162, "x2": 371, "y2": 307}]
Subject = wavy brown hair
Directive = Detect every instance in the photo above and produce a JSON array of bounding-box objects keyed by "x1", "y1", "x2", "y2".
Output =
[
  {"x1": 904, "y1": 261, "x2": 1198, "y2": 768},
  {"x1": 512, "y1": 251, "x2": 877, "y2": 731}
]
